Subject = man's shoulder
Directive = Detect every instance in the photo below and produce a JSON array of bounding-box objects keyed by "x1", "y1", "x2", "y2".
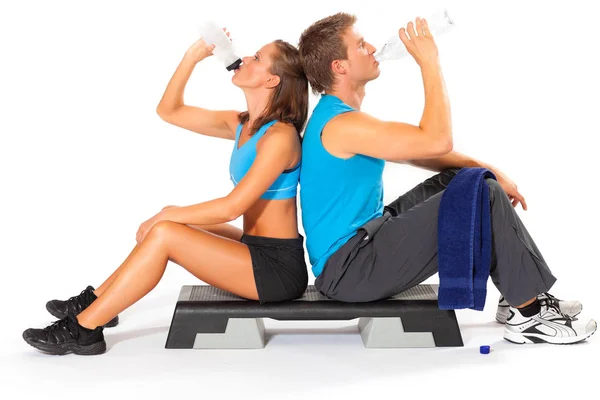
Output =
[{"x1": 325, "y1": 110, "x2": 375, "y2": 134}]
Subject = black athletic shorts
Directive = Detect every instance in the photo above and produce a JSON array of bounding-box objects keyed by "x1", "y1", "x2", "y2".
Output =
[{"x1": 241, "y1": 233, "x2": 308, "y2": 304}]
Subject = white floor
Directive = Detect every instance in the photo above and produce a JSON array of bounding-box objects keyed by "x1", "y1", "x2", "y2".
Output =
[{"x1": 3, "y1": 278, "x2": 598, "y2": 400}]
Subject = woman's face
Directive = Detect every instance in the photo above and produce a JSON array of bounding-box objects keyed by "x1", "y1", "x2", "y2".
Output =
[{"x1": 231, "y1": 42, "x2": 280, "y2": 89}]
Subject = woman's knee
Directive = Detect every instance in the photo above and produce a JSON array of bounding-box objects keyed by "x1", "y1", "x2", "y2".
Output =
[{"x1": 147, "y1": 220, "x2": 178, "y2": 244}]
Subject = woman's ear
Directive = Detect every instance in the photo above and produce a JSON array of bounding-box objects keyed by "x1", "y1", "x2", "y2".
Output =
[{"x1": 266, "y1": 75, "x2": 281, "y2": 89}]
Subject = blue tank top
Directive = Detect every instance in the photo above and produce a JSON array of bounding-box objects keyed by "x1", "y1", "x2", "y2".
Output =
[
  {"x1": 229, "y1": 120, "x2": 300, "y2": 200},
  {"x1": 300, "y1": 95, "x2": 385, "y2": 277}
]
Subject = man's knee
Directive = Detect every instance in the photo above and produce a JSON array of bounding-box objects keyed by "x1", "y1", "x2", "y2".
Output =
[
  {"x1": 485, "y1": 177, "x2": 501, "y2": 189},
  {"x1": 443, "y1": 167, "x2": 462, "y2": 176},
  {"x1": 485, "y1": 178, "x2": 507, "y2": 204},
  {"x1": 438, "y1": 167, "x2": 462, "y2": 185}
]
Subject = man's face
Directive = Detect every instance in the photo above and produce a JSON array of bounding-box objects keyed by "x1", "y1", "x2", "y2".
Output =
[{"x1": 340, "y1": 26, "x2": 380, "y2": 83}]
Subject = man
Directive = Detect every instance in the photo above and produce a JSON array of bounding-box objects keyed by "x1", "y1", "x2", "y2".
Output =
[{"x1": 297, "y1": 13, "x2": 596, "y2": 344}]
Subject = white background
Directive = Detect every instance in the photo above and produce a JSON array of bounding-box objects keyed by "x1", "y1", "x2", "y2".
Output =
[{"x1": 1, "y1": 0, "x2": 598, "y2": 398}]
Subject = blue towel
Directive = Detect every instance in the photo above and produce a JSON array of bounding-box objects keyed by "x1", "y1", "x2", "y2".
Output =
[{"x1": 437, "y1": 167, "x2": 497, "y2": 311}]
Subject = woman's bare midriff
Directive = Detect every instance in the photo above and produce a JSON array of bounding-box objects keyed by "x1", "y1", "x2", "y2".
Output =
[{"x1": 242, "y1": 197, "x2": 300, "y2": 239}]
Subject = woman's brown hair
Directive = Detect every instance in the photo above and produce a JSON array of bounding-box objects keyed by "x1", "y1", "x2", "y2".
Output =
[{"x1": 239, "y1": 40, "x2": 309, "y2": 138}]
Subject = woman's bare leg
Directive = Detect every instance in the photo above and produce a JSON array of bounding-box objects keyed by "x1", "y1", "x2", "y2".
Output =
[
  {"x1": 76, "y1": 221, "x2": 256, "y2": 329},
  {"x1": 93, "y1": 245, "x2": 141, "y2": 297},
  {"x1": 188, "y1": 223, "x2": 243, "y2": 241},
  {"x1": 93, "y1": 223, "x2": 243, "y2": 297}
]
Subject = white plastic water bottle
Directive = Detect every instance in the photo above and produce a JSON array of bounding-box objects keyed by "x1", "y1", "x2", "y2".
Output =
[
  {"x1": 374, "y1": 9, "x2": 455, "y2": 63},
  {"x1": 197, "y1": 20, "x2": 242, "y2": 71}
]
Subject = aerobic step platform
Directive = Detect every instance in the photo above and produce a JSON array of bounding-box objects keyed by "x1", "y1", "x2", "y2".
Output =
[{"x1": 165, "y1": 284, "x2": 463, "y2": 349}]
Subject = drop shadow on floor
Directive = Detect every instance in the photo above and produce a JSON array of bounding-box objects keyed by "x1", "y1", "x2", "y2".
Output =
[{"x1": 107, "y1": 326, "x2": 170, "y2": 348}]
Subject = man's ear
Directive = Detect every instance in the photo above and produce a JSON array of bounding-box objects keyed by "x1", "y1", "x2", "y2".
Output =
[
  {"x1": 266, "y1": 75, "x2": 280, "y2": 89},
  {"x1": 331, "y1": 59, "x2": 346, "y2": 75}
]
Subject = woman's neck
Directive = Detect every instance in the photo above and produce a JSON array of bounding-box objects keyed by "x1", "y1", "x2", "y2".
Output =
[{"x1": 243, "y1": 88, "x2": 272, "y2": 125}]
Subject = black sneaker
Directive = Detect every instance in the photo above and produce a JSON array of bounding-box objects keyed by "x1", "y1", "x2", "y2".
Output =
[
  {"x1": 46, "y1": 285, "x2": 119, "y2": 328},
  {"x1": 22, "y1": 312, "x2": 106, "y2": 355}
]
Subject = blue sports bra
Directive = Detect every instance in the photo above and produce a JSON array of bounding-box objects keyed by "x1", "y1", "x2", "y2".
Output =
[{"x1": 229, "y1": 120, "x2": 300, "y2": 200}]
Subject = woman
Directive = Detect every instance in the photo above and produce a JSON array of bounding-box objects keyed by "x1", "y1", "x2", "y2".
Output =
[{"x1": 22, "y1": 33, "x2": 310, "y2": 355}]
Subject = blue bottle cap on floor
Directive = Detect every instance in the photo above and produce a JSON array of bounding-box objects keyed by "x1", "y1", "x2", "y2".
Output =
[{"x1": 480, "y1": 345, "x2": 491, "y2": 354}]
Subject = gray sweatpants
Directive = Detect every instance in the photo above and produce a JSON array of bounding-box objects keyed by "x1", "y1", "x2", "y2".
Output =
[{"x1": 314, "y1": 168, "x2": 557, "y2": 307}]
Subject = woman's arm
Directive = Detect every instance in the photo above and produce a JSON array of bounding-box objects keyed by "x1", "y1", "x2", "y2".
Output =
[
  {"x1": 156, "y1": 38, "x2": 239, "y2": 139},
  {"x1": 160, "y1": 123, "x2": 299, "y2": 225}
]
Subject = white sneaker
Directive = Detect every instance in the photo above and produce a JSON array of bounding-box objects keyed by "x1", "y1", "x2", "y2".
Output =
[
  {"x1": 503, "y1": 302, "x2": 596, "y2": 345},
  {"x1": 496, "y1": 293, "x2": 582, "y2": 324}
]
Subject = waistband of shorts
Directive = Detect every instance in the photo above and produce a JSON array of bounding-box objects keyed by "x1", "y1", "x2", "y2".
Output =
[{"x1": 241, "y1": 233, "x2": 304, "y2": 249}]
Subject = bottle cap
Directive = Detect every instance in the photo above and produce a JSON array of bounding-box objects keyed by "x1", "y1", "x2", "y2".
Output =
[
  {"x1": 479, "y1": 345, "x2": 491, "y2": 354},
  {"x1": 226, "y1": 58, "x2": 242, "y2": 71}
]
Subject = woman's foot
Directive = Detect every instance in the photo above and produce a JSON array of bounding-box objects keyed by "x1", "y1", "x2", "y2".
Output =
[
  {"x1": 503, "y1": 301, "x2": 596, "y2": 345},
  {"x1": 46, "y1": 285, "x2": 119, "y2": 328},
  {"x1": 496, "y1": 292, "x2": 582, "y2": 324},
  {"x1": 22, "y1": 312, "x2": 106, "y2": 355}
]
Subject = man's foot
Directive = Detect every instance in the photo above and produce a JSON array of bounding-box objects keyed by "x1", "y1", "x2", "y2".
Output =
[
  {"x1": 46, "y1": 285, "x2": 119, "y2": 328},
  {"x1": 22, "y1": 312, "x2": 106, "y2": 355},
  {"x1": 503, "y1": 301, "x2": 596, "y2": 345},
  {"x1": 496, "y1": 293, "x2": 582, "y2": 324}
]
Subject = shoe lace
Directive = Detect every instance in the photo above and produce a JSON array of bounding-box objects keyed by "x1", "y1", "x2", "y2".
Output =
[
  {"x1": 540, "y1": 292, "x2": 560, "y2": 307},
  {"x1": 42, "y1": 318, "x2": 67, "y2": 332},
  {"x1": 42, "y1": 316, "x2": 79, "y2": 339},
  {"x1": 540, "y1": 294, "x2": 573, "y2": 320},
  {"x1": 66, "y1": 288, "x2": 92, "y2": 312}
]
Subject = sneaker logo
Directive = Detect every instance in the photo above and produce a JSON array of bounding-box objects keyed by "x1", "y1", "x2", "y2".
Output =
[{"x1": 531, "y1": 316, "x2": 576, "y2": 337}]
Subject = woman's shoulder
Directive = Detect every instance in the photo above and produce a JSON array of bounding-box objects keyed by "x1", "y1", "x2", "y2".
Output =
[
  {"x1": 269, "y1": 120, "x2": 297, "y2": 135},
  {"x1": 257, "y1": 121, "x2": 300, "y2": 151}
]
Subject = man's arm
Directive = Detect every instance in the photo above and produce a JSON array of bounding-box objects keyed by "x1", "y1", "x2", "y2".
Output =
[
  {"x1": 402, "y1": 150, "x2": 495, "y2": 173},
  {"x1": 326, "y1": 111, "x2": 452, "y2": 161},
  {"x1": 327, "y1": 29, "x2": 453, "y2": 162},
  {"x1": 404, "y1": 150, "x2": 528, "y2": 211}
]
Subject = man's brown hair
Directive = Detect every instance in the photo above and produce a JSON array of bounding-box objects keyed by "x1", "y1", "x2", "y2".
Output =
[{"x1": 298, "y1": 12, "x2": 356, "y2": 94}]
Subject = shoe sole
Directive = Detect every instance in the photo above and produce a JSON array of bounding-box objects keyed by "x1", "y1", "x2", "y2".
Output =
[
  {"x1": 503, "y1": 326, "x2": 596, "y2": 345},
  {"x1": 46, "y1": 303, "x2": 119, "y2": 328},
  {"x1": 23, "y1": 336, "x2": 107, "y2": 355}
]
